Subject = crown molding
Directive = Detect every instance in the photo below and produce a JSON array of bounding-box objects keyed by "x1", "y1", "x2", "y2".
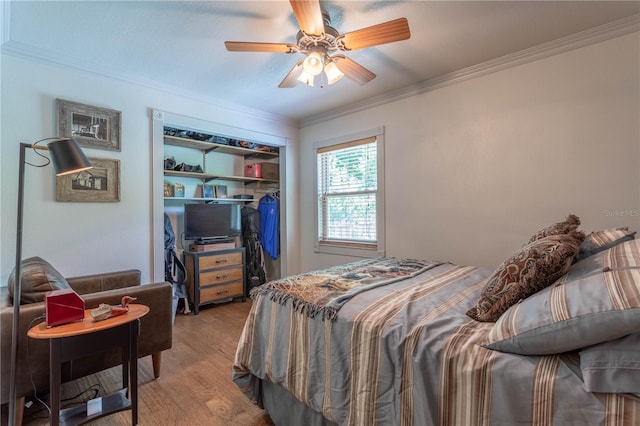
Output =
[
  {"x1": 0, "y1": 39, "x2": 298, "y2": 128},
  {"x1": 2, "y1": 8, "x2": 637, "y2": 130},
  {"x1": 300, "y1": 14, "x2": 640, "y2": 128}
]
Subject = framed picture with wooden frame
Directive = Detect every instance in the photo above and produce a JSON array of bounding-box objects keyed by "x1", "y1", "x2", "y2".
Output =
[
  {"x1": 56, "y1": 157, "x2": 120, "y2": 202},
  {"x1": 56, "y1": 99, "x2": 122, "y2": 151}
]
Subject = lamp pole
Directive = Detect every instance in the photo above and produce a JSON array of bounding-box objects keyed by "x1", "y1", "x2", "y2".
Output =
[
  {"x1": 8, "y1": 139, "x2": 91, "y2": 425},
  {"x1": 8, "y1": 144, "x2": 29, "y2": 426}
]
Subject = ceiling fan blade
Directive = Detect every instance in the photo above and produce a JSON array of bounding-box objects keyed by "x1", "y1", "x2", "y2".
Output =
[
  {"x1": 290, "y1": 0, "x2": 325, "y2": 36},
  {"x1": 338, "y1": 18, "x2": 410, "y2": 51},
  {"x1": 333, "y1": 55, "x2": 376, "y2": 85},
  {"x1": 225, "y1": 41, "x2": 297, "y2": 53},
  {"x1": 278, "y1": 61, "x2": 304, "y2": 88}
]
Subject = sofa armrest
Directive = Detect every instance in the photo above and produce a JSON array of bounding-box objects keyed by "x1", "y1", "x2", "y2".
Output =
[{"x1": 67, "y1": 269, "x2": 141, "y2": 295}]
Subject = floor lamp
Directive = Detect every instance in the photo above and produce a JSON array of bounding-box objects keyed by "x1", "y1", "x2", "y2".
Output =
[{"x1": 8, "y1": 137, "x2": 92, "y2": 426}]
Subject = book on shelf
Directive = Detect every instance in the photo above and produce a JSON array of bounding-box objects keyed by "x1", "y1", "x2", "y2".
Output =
[{"x1": 173, "y1": 183, "x2": 185, "y2": 197}]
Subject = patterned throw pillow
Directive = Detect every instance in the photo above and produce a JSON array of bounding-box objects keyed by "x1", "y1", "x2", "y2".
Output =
[
  {"x1": 574, "y1": 227, "x2": 636, "y2": 262},
  {"x1": 526, "y1": 214, "x2": 580, "y2": 244},
  {"x1": 7, "y1": 256, "x2": 70, "y2": 304},
  {"x1": 467, "y1": 230, "x2": 584, "y2": 322},
  {"x1": 484, "y1": 239, "x2": 640, "y2": 355}
]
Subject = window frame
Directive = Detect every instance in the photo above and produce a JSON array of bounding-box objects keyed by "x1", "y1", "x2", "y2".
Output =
[{"x1": 313, "y1": 127, "x2": 385, "y2": 258}]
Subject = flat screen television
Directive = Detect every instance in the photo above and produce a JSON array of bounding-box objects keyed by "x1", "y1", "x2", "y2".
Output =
[{"x1": 184, "y1": 203, "x2": 241, "y2": 243}]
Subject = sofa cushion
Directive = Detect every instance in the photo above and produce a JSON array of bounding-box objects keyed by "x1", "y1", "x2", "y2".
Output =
[
  {"x1": 66, "y1": 269, "x2": 141, "y2": 294},
  {"x1": 7, "y1": 256, "x2": 70, "y2": 304}
]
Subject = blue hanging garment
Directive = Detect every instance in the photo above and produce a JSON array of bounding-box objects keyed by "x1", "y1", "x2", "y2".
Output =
[{"x1": 258, "y1": 194, "x2": 279, "y2": 260}]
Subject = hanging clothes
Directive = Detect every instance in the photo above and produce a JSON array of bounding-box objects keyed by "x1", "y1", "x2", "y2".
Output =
[
  {"x1": 241, "y1": 205, "x2": 266, "y2": 289},
  {"x1": 164, "y1": 213, "x2": 190, "y2": 321},
  {"x1": 258, "y1": 194, "x2": 279, "y2": 260}
]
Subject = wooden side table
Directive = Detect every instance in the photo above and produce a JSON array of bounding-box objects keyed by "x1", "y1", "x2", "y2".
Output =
[{"x1": 28, "y1": 304, "x2": 149, "y2": 426}]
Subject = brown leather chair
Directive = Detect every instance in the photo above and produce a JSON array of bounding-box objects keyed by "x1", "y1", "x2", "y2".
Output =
[{"x1": 1, "y1": 258, "x2": 173, "y2": 425}]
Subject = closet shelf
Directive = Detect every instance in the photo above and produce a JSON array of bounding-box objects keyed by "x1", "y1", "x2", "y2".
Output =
[
  {"x1": 163, "y1": 197, "x2": 254, "y2": 202},
  {"x1": 164, "y1": 135, "x2": 279, "y2": 160},
  {"x1": 164, "y1": 170, "x2": 278, "y2": 184}
]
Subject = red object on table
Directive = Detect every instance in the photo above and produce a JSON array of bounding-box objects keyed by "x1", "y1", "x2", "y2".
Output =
[{"x1": 45, "y1": 288, "x2": 85, "y2": 327}]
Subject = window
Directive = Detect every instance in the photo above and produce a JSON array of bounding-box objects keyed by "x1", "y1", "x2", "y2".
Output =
[{"x1": 315, "y1": 128, "x2": 385, "y2": 257}]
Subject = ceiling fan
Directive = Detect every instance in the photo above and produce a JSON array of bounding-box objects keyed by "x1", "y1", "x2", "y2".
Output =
[{"x1": 224, "y1": 0, "x2": 411, "y2": 88}]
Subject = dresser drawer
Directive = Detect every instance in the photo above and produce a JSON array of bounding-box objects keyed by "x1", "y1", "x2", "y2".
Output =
[
  {"x1": 184, "y1": 247, "x2": 246, "y2": 314},
  {"x1": 199, "y1": 266, "x2": 243, "y2": 286},
  {"x1": 199, "y1": 252, "x2": 243, "y2": 269},
  {"x1": 200, "y1": 281, "x2": 244, "y2": 303}
]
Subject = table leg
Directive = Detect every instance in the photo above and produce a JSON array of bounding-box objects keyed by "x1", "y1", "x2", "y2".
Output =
[
  {"x1": 122, "y1": 334, "x2": 130, "y2": 393},
  {"x1": 130, "y1": 319, "x2": 139, "y2": 425},
  {"x1": 50, "y1": 340, "x2": 61, "y2": 426}
]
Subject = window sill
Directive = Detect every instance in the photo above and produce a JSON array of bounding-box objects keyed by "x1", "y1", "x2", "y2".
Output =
[{"x1": 314, "y1": 243, "x2": 384, "y2": 258}]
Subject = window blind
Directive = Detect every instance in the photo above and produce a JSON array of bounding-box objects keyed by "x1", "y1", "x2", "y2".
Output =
[{"x1": 317, "y1": 136, "x2": 377, "y2": 248}]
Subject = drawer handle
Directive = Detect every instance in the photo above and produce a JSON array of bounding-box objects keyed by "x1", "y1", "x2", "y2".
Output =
[
  {"x1": 216, "y1": 273, "x2": 229, "y2": 279},
  {"x1": 216, "y1": 289, "x2": 230, "y2": 295},
  {"x1": 216, "y1": 258, "x2": 228, "y2": 264}
]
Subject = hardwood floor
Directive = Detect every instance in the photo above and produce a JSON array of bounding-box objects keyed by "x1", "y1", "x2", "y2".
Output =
[{"x1": 21, "y1": 300, "x2": 274, "y2": 426}]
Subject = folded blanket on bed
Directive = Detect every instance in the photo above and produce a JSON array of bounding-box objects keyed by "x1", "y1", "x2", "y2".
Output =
[{"x1": 250, "y1": 257, "x2": 442, "y2": 321}]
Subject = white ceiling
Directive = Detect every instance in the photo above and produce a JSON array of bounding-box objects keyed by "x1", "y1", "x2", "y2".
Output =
[{"x1": 3, "y1": 1, "x2": 639, "y2": 124}]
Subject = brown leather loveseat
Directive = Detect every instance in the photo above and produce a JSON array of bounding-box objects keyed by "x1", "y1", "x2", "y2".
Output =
[{"x1": 0, "y1": 257, "x2": 173, "y2": 425}]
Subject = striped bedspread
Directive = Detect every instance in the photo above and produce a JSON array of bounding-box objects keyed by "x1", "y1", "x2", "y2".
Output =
[{"x1": 233, "y1": 261, "x2": 640, "y2": 425}]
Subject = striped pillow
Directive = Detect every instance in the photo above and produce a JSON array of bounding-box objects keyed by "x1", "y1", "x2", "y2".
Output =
[
  {"x1": 575, "y1": 227, "x2": 636, "y2": 262},
  {"x1": 484, "y1": 239, "x2": 640, "y2": 355},
  {"x1": 580, "y1": 332, "x2": 640, "y2": 394}
]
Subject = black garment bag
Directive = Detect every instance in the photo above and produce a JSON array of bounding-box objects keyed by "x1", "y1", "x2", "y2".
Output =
[
  {"x1": 241, "y1": 206, "x2": 267, "y2": 290},
  {"x1": 164, "y1": 213, "x2": 190, "y2": 314}
]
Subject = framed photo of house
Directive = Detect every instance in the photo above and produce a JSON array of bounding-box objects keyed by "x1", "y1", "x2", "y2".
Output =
[
  {"x1": 56, "y1": 99, "x2": 122, "y2": 151},
  {"x1": 56, "y1": 157, "x2": 120, "y2": 202}
]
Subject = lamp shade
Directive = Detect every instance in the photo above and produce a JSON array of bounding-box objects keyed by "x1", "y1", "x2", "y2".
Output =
[
  {"x1": 47, "y1": 138, "x2": 92, "y2": 176},
  {"x1": 297, "y1": 69, "x2": 315, "y2": 87},
  {"x1": 324, "y1": 61, "x2": 344, "y2": 85},
  {"x1": 303, "y1": 52, "x2": 323, "y2": 76}
]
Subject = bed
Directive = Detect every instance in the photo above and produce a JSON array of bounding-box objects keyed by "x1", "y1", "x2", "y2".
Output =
[{"x1": 233, "y1": 218, "x2": 640, "y2": 425}]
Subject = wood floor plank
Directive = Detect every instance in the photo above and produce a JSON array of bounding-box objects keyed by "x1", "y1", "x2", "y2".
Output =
[{"x1": 20, "y1": 300, "x2": 274, "y2": 426}]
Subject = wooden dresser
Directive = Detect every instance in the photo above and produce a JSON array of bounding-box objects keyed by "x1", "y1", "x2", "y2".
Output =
[{"x1": 184, "y1": 247, "x2": 246, "y2": 314}]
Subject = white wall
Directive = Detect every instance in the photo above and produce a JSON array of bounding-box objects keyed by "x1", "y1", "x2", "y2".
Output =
[
  {"x1": 2, "y1": 32, "x2": 638, "y2": 284},
  {"x1": 299, "y1": 33, "x2": 640, "y2": 271},
  {"x1": 0, "y1": 54, "x2": 299, "y2": 285}
]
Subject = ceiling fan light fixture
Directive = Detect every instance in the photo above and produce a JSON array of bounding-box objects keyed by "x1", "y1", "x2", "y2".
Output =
[
  {"x1": 324, "y1": 61, "x2": 344, "y2": 85},
  {"x1": 303, "y1": 52, "x2": 323, "y2": 76},
  {"x1": 225, "y1": 1, "x2": 410, "y2": 89},
  {"x1": 297, "y1": 69, "x2": 315, "y2": 87}
]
